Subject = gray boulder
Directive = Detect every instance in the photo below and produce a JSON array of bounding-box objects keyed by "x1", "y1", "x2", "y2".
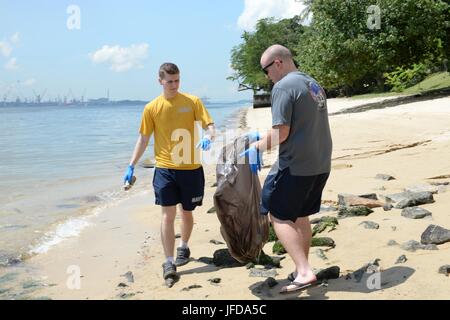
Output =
[
  {"x1": 404, "y1": 184, "x2": 439, "y2": 194},
  {"x1": 438, "y1": 265, "x2": 450, "y2": 276},
  {"x1": 401, "y1": 240, "x2": 439, "y2": 252},
  {"x1": 421, "y1": 225, "x2": 450, "y2": 245},
  {"x1": 395, "y1": 255, "x2": 408, "y2": 264},
  {"x1": 359, "y1": 221, "x2": 380, "y2": 229},
  {"x1": 384, "y1": 191, "x2": 435, "y2": 209},
  {"x1": 401, "y1": 207, "x2": 432, "y2": 219}
]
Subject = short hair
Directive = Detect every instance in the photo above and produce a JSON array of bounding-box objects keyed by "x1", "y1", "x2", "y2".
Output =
[{"x1": 159, "y1": 63, "x2": 180, "y2": 79}]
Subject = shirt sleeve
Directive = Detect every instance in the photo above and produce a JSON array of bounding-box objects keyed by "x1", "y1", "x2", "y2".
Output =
[
  {"x1": 271, "y1": 88, "x2": 293, "y2": 127},
  {"x1": 139, "y1": 105, "x2": 154, "y2": 136},
  {"x1": 193, "y1": 97, "x2": 214, "y2": 129}
]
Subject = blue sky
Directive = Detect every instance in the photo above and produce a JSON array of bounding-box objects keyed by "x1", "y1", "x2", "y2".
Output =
[{"x1": 0, "y1": 0, "x2": 306, "y2": 101}]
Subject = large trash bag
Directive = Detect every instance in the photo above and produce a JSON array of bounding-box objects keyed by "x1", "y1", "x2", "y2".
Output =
[{"x1": 213, "y1": 135, "x2": 269, "y2": 263}]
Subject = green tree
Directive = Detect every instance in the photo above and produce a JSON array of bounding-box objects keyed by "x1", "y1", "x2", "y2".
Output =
[
  {"x1": 297, "y1": 0, "x2": 449, "y2": 95},
  {"x1": 228, "y1": 16, "x2": 306, "y2": 92}
]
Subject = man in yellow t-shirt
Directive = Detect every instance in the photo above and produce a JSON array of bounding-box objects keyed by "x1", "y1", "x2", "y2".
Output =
[{"x1": 123, "y1": 63, "x2": 215, "y2": 286}]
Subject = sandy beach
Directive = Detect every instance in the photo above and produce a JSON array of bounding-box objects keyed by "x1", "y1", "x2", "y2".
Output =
[{"x1": 3, "y1": 95, "x2": 449, "y2": 300}]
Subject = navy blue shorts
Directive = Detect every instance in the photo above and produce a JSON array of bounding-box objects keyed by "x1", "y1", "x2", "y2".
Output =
[
  {"x1": 153, "y1": 167, "x2": 205, "y2": 211},
  {"x1": 261, "y1": 168, "x2": 330, "y2": 223}
]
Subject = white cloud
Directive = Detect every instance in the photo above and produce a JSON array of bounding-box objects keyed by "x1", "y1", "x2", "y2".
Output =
[
  {"x1": 89, "y1": 43, "x2": 149, "y2": 72},
  {"x1": 238, "y1": 0, "x2": 307, "y2": 31},
  {"x1": 4, "y1": 57, "x2": 18, "y2": 70},
  {"x1": 22, "y1": 78, "x2": 36, "y2": 86},
  {"x1": 0, "y1": 41, "x2": 12, "y2": 57},
  {"x1": 10, "y1": 32, "x2": 20, "y2": 45}
]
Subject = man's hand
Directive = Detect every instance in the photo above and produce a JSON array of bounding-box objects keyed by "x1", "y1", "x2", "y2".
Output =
[
  {"x1": 239, "y1": 145, "x2": 263, "y2": 174},
  {"x1": 123, "y1": 164, "x2": 135, "y2": 184},
  {"x1": 196, "y1": 136, "x2": 212, "y2": 151}
]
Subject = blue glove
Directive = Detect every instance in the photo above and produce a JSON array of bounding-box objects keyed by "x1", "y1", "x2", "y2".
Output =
[
  {"x1": 123, "y1": 164, "x2": 135, "y2": 184},
  {"x1": 247, "y1": 131, "x2": 260, "y2": 143},
  {"x1": 196, "y1": 137, "x2": 212, "y2": 151},
  {"x1": 239, "y1": 146, "x2": 262, "y2": 174}
]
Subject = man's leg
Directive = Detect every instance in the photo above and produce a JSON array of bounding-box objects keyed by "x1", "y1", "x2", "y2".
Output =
[
  {"x1": 270, "y1": 214, "x2": 316, "y2": 285},
  {"x1": 294, "y1": 216, "x2": 313, "y2": 259},
  {"x1": 161, "y1": 205, "x2": 177, "y2": 260},
  {"x1": 180, "y1": 208, "x2": 194, "y2": 245}
]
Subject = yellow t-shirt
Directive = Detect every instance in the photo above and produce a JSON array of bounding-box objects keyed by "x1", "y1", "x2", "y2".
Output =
[{"x1": 139, "y1": 93, "x2": 214, "y2": 170}]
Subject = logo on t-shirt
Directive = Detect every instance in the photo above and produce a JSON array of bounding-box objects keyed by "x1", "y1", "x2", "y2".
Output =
[
  {"x1": 178, "y1": 106, "x2": 191, "y2": 113},
  {"x1": 308, "y1": 81, "x2": 327, "y2": 111}
]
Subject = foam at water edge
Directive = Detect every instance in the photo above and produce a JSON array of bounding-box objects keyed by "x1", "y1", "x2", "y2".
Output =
[{"x1": 27, "y1": 189, "x2": 149, "y2": 256}]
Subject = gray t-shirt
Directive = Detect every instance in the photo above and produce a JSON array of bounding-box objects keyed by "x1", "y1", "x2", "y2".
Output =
[{"x1": 270, "y1": 71, "x2": 332, "y2": 176}]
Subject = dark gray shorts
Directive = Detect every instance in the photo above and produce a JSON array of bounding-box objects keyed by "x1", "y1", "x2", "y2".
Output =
[{"x1": 261, "y1": 168, "x2": 330, "y2": 222}]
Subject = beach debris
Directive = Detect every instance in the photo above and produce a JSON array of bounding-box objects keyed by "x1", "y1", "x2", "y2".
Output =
[
  {"x1": 359, "y1": 221, "x2": 380, "y2": 230},
  {"x1": 121, "y1": 271, "x2": 134, "y2": 283},
  {"x1": 315, "y1": 249, "x2": 328, "y2": 260},
  {"x1": 429, "y1": 181, "x2": 449, "y2": 186},
  {"x1": 391, "y1": 226, "x2": 397, "y2": 231},
  {"x1": 401, "y1": 240, "x2": 438, "y2": 252},
  {"x1": 387, "y1": 240, "x2": 399, "y2": 246},
  {"x1": 206, "y1": 206, "x2": 216, "y2": 214},
  {"x1": 401, "y1": 207, "x2": 432, "y2": 219},
  {"x1": 395, "y1": 255, "x2": 408, "y2": 264},
  {"x1": 312, "y1": 217, "x2": 339, "y2": 236},
  {"x1": 421, "y1": 225, "x2": 450, "y2": 245},
  {"x1": 118, "y1": 292, "x2": 135, "y2": 299},
  {"x1": 208, "y1": 278, "x2": 221, "y2": 284},
  {"x1": 383, "y1": 204, "x2": 394, "y2": 211},
  {"x1": 375, "y1": 174, "x2": 396, "y2": 181},
  {"x1": 438, "y1": 265, "x2": 450, "y2": 276},
  {"x1": 338, "y1": 206, "x2": 373, "y2": 218},
  {"x1": 249, "y1": 268, "x2": 278, "y2": 278},
  {"x1": 209, "y1": 239, "x2": 224, "y2": 245},
  {"x1": 384, "y1": 191, "x2": 434, "y2": 209},
  {"x1": 311, "y1": 237, "x2": 336, "y2": 248},
  {"x1": 181, "y1": 284, "x2": 202, "y2": 291},
  {"x1": 427, "y1": 174, "x2": 450, "y2": 180},
  {"x1": 212, "y1": 249, "x2": 245, "y2": 268},
  {"x1": 117, "y1": 282, "x2": 128, "y2": 288},
  {"x1": 338, "y1": 193, "x2": 385, "y2": 208},
  {"x1": 316, "y1": 266, "x2": 340, "y2": 281},
  {"x1": 123, "y1": 176, "x2": 136, "y2": 191}
]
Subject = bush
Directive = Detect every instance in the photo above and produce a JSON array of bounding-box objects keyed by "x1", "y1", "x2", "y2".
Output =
[{"x1": 384, "y1": 63, "x2": 429, "y2": 92}]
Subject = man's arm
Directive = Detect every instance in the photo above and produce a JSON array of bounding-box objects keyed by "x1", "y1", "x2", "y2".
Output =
[
  {"x1": 254, "y1": 125, "x2": 290, "y2": 152},
  {"x1": 205, "y1": 123, "x2": 216, "y2": 141},
  {"x1": 129, "y1": 134, "x2": 150, "y2": 167}
]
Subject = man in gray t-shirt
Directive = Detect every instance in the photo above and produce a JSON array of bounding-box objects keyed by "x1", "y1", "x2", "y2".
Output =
[{"x1": 241, "y1": 44, "x2": 332, "y2": 294}]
